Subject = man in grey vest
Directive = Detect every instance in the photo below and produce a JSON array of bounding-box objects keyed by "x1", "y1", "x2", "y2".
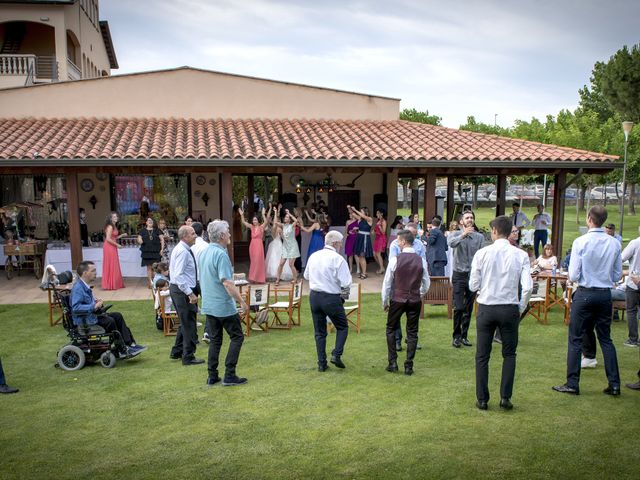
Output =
[{"x1": 382, "y1": 229, "x2": 430, "y2": 375}]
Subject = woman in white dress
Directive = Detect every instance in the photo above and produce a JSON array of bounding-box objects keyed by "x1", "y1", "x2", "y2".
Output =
[{"x1": 265, "y1": 222, "x2": 293, "y2": 281}]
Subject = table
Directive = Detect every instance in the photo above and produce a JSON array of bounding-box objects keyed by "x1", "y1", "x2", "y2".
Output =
[
  {"x1": 44, "y1": 246, "x2": 153, "y2": 278},
  {"x1": 532, "y1": 271, "x2": 569, "y2": 324}
]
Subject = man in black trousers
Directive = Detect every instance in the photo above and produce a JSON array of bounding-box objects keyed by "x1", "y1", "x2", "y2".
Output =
[
  {"x1": 304, "y1": 231, "x2": 352, "y2": 371},
  {"x1": 553, "y1": 205, "x2": 622, "y2": 396},
  {"x1": 169, "y1": 225, "x2": 203, "y2": 365},
  {"x1": 382, "y1": 229, "x2": 430, "y2": 375},
  {"x1": 469, "y1": 216, "x2": 532, "y2": 410}
]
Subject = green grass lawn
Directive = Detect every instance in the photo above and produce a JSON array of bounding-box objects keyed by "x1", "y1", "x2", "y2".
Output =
[
  {"x1": 399, "y1": 204, "x2": 640, "y2": 254},
  {"x1": 1, "y1": 296, "x2": 639, "y2": 479}
]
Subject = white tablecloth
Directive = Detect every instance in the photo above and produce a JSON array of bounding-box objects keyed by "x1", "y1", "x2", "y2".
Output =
[{"x1": 44, "y1": 247, "x2": 150, "y2": 278}]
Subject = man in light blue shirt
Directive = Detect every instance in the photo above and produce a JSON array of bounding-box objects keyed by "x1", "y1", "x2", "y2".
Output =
[
  {"x1": 388, "y1": 223, "x2": 426, "y2": 262},
  {"x1": 553, "y1": 205, "x2": 622, "y2": 396},
  {"x1": 199, "y1": 220, "x2": 248, "y2": 387}
]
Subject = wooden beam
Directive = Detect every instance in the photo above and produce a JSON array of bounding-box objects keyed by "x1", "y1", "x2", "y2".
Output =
[
  {"x1": 221, "y1": 171, "x2": 234, "y2": 264},
  {"x1": 423, "y1": 173, "x2": 437, "y2": 225},
  {"x1": 496, "y1": 174, "x2": 507, "y2": 217},
  {"x1": 552, "y1": 172, "x2": 567, "y2": 258},
  {"x1": 66, "y1": 172, "x2": 83, "y2": 269}
]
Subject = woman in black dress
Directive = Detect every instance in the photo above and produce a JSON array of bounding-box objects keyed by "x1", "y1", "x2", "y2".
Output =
[{"x1": 137, "y1": 217, "x2": 164, "y2": 288}]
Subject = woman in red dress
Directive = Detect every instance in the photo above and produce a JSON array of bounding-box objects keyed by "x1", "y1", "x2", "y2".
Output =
[
  {"x1": 239, "y1": 207, "x2": 269, "y2": 283},
  {"x1": 102, "y1": 212, "x2": 125, "y2": 290},
  {"x1": 373, "y1": 209, "x2": 387, "y2": 274}
]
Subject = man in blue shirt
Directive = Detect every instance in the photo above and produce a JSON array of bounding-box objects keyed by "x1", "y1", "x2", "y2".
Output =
[
  {"x1": 199, "y1": 220, "x2": 248, "y2": 387},
  {"x1": 553, "y1": 206, "x2": 622, "y2": 396}
]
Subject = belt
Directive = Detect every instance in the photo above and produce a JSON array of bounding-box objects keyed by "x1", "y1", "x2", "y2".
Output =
[
  {"x1": 577, "y1": 287, "x2": 610, "y2": 291},
  {"x1": 358, "y1": 231, "x2": 370, "y2": 235},
  {"x1": 311, "y1": 290, "x2": 340, "y2": 295}
]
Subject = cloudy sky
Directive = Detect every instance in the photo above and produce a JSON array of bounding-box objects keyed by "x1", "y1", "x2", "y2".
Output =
[{"x1": 101, "y1": 0, "x2": 639, "y2": 127}]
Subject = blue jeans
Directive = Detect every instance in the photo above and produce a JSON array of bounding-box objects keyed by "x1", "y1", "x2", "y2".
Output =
[
  {"x1": 533, "y1": 230, "x2": 548, "y2": 258},
  {"x1": 0, "y1": 357, "x2": 6, "y2": 385},
  {"x1": 567, "y1": 288, "x2": 620, "y2": 389}
]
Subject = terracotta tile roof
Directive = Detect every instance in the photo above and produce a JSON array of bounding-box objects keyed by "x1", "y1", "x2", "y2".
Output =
[{"x1": 0, "y1": 118, "x2": 618, "y2": 163}]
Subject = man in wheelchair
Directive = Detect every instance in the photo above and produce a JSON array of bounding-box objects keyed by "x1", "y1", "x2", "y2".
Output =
[{"x1": 71, "y1": 261, "x2": 146, "y2": 358}]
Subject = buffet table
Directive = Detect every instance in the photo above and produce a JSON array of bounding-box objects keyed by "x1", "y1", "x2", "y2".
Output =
[{"x1": 44, "y1": 246, "x2": 157, "y2": 278}]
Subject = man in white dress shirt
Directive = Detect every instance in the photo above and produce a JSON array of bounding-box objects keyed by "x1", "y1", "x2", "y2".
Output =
[
  {"x1": 510, "y1": 203, "x2": 530, "y2": 244},
  {"x1": 304, "y1": 231, "x2": 352, "y2": 371},
  {"x1": 532, "y1": 204, "x2": 552, "y2": 258},
  {"x1": 470, "y1": 215, "x2": 532, "y2": 410}
]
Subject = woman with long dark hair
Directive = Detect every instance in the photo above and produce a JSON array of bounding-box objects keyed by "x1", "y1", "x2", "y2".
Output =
[
  {"x1": 137, "y1": 217, "x2": 164, "y2": 288},
  {"x1": 102, "y1": 211, "x2": 125, "y2": 290}
]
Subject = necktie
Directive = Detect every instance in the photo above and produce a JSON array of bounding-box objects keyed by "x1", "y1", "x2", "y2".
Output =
[{"x1": 188, "y1": 247, "x2": 198, "y2": 281}]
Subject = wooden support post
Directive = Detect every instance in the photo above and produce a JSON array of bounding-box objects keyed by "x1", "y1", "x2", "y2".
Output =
[
  {"x1": 247, "y1": 175, "x2": 255, "y2": 220},
  {"x1": 411, "y1": 178, "x2": 419, "y2": 215},
  {"x1": 221, "y1": 171, "x2": 234, "y2": 264},
  {"x1": 66, "y1": 171, "x2": 83, "y2": 269},
  {"x1": 423, "y1": 173, "x2": 436, "y2": 226},
  {"x1": 496, "y1": 174, "x2": 507, "y2": 217},
  {"x1": 386, "y1": 169, "x2": 398, "y2": 224},
  {"x1": 552, "y1": 172, "x2": 567, "y2": 257},
  {"x1": 446, "y1": 175, "x2": 455, "y2": 225}
]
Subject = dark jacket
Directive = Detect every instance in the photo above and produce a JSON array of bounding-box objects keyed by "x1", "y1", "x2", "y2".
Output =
[{"x1": 425, "y1": 227, "x2": 448, "y2": 265}]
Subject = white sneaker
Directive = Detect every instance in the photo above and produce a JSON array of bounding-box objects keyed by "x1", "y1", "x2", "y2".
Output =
[
  {"x1": 581, "y1": 356, "x2": 597, "y2": 369},
  {"x1": 202, "y1": 332, "x2": 210, "y2": 344}
]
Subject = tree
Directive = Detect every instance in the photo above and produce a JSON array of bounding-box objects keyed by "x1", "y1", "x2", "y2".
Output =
[
  {"x1": 596, "y1": 44, "x2": 640, "y2": 123},
  {"x1": 400, "y1": 108, "x2": 442, "y2": 126}
]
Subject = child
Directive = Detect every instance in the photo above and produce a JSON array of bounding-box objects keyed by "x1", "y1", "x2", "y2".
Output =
[{"x1": 152, "y1": 262, "x2": 169, "y2": 289}]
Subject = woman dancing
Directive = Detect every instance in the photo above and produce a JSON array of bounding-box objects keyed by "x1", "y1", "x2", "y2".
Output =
[
  {"x1": 273, "y1": 208, "x2": 300, "y2": 285},
  {"x1": 344, "y1": 207, "x2": 360, "y2": 273},
  {"x1": 137, "y1": 217, "x2": 164, "y2": 288},
  {"x1": 350, "y1": 205, "x2": 373, "y2": 279},
  {"x1": 265, "y1": 206, "x2": 293, "y2": 281},
  {"x1": 300, "y1": 210, "x2": 329, "y2": 261},
  {"x1": 373, "y1": 209, "x2": 387, "y2": 274},
  {"x1": 238, "y1": 207, "x2": 269, "y2": 283}
]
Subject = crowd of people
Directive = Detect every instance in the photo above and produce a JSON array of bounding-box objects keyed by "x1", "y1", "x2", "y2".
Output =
[{"x1": 4, "y1": 201, "x2": 639, "y2": 405}]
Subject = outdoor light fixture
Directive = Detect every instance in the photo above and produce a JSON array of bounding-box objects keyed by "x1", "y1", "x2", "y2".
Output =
[
  {"x1": 620, "y1": 121, "x2": 634, "y2": 236},
  {"x1": 201, "y1": 192, "x2": 210, "y2": 207},
  {"x1": 89, "y1": 195, "x2": 98, "y2": 209}
]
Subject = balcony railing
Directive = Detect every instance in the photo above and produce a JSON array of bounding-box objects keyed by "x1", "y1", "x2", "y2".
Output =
[
  {"x1": 0, "y1": 54, "x2": 36, "y2": 76},
  {"x1": 67, "y1": 58, "x2": 81, "y2": 80},
  {"x1": 35, "y1": 55, "x2": 58, "y2": 81}
]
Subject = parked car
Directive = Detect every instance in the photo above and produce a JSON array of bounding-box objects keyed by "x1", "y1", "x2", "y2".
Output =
[
  {"x1": 590, "y1": 186, "x2": 626, "y2": 200},
  {"x1": 488, "y1": 191, "x2": 517, "y2": 201}
]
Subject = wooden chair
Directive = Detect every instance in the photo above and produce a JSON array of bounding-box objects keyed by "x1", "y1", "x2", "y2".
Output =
[
  {"x1": 563, "y1": 282, "x2": 575, "y2": 325},
  {"x1": 243, "y1": 284, "x2": 270, "y2": 336},
  {"x1": 421, "y1": 276, "x2": 453, "y2": 319},
  {"x1": 526, "y1": 278, "x2": 548, "y2": 324},
  {"x1": 612, "y1": 300, "x2": 626, "y2": 322},
  {"x1": 344, "y1": 283, "x2": 362, "y2": 333},
  {"x1": 158, "y1": 291, "x2": 180, "y2": 336},
  {"x1": 47, "y1": 287, "x2": 67, "y2": 326},
  {"x1": 268, "y1": 280, "x2": 303, "y2": 329}
]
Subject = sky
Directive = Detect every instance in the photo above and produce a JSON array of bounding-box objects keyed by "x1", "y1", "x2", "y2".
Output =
[{"x1": 101, "y1": 0, "x2": 639, "y2": 128}]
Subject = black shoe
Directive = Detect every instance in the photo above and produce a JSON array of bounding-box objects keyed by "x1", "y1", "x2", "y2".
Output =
[
  {"x1": 0, "y1": 384, "x2": 19, "y2": 394},
  {"x1": 416, "y1": 343, "x2": 422, "y2": 350},
  {"x1": 452, "y1": 338, "x2": 462, "y2": 348},
  {"x1": 625, "y1": 381, "x2": 640, "y2": 390},
  {"x1": 169, "y1": 353, "x2": 182, "y2": 360},
  {"x1": 386, "y1": 362, "x2": 398, "y2": 372},
  {"x1": 552, "y1": 384, "x2": 580, "y2": 395},
  {"x1": 603, "y1": 385, "x2": 621, "y2": 396},
  {"x1": 396, "y1": 342, "x2": 403, "y2": 352},
  {"x1": 499, "y1": 398, "x2": 513, "y2": 410},
  {"x1": 461, "y1": 338, "x2": 472, "y2": 347},
  {"x1": 476, "y1": 400, "x2": 488, "y2": 410},
  {"x1": 206, "y1": 376, "x2": 221, "y2": 386},
  {"x1": 404, "y1": 366, "x2": 413, "y2": 376},
  {"x1": 222, "y1": 376, "x2": 248, "y2": 386},
  {"x1": 182, "y1": 357, "x2": 205, "y2": 366},
  {"x1": 318, "y1": 364, "x2": 329, "y2": 372},
  {"x1": 330, "y1": 356, "x2": 346, "y2": 369}
]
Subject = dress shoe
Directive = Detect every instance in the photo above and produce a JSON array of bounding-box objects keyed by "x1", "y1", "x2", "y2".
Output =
[
  {"x1": 499, "y1": 398, "x2": 513, "y2": 410},
  {"x1": 404, "y1": 366, "x2": 413, "y2": 376},
  {"x1": 222, "y1": 375, "x2": 248, "y2": 387},
  {"x1": 330, "y1": 356, "x2": 346, "y2": 368},
  {"x1": 386, "y1": 362, "x2": 398, "y2": 372},
  {"x1": 625, "y1": 381, "x2": 640, "y2": 390},
  {"x1": 0, "y1": 384, "x2": 19, "y2": 394},
  {"x1": 206, "y1": 376, "x2": 221, "y2": 386},
  {"x1": 552, "y1": 384, "x2": 580, "y2": 395},
  {"x1": 169, "y1": 353, "x2": 182, "y2": 360},
  {"x1": 476, "y1": 400, "x2": 488, "y2": 410},
  {"x1": 318, "y1": 364, "x2": 329, "y2": 372},
  {"x1": 452, "y1": 338, "x2": 462, "y2": 348},
  {"x1": 396, "y1": 342, "x2": 403, "y2": 352},
  {"x1": 603, "y1": 385, "x2": 621, "y2": 396},
  {"x1": 461, "y1": 338, "x2": 473, "y2": 347},
  {"x1": 182, "y1": 357, "x2": 205, "y2": 366}
]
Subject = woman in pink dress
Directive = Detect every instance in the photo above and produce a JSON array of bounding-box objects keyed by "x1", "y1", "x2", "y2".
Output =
[
  {"x1": 373, "y1": 209, "x2": 387, "y2": 274},
  {"x1": 102, "y1": 211, "x2": 125, "y2": 290},
  {"x1": 239, "y1": 207, "x2": 269, "y2": 283},
  {"x1": 344, "y1": 208, "x2": 359, "y2": 273}
]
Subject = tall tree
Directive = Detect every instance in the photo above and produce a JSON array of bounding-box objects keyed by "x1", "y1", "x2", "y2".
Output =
[
  {"x1": 400, "y1": 108, "x2": 442, "y2": 126},
  {"x1": 596, "y1": 44, "x2": 640, "y2": 123}
]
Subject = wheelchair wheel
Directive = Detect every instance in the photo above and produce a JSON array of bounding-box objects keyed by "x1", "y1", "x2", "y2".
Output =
[
  {"x1": 57, "y1": 345, "x2": 86, "y2": 371},
  {"x1": 33, "y1": 256, "x2": 42, "y2": 279},
  {"x1": 99, "y1": 351, "x2": 117, "y2": 369}
]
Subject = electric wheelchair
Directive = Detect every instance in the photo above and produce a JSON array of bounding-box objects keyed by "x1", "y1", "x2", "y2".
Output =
[{"x1": 53, "y1": 283, "x2": 126, "y2": 371}]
